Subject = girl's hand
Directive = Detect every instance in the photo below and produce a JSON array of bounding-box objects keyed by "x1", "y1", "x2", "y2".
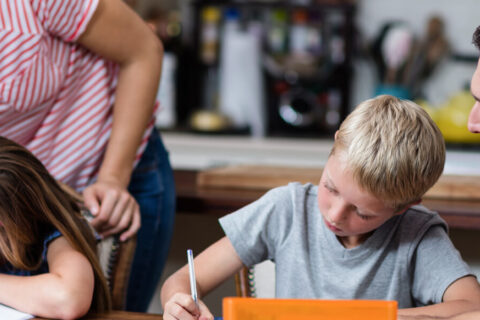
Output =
[
  {"x1": 163, "y1": 293, "x2": 214, "y2": 320},
  {"x1": 83, "y1": 179, "x2": 141, "y2": 241}
]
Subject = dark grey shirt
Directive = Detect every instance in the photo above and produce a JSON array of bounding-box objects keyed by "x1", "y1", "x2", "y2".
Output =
[{"x1": 219, "y1": 182, "x2": 473, "y2": 308}]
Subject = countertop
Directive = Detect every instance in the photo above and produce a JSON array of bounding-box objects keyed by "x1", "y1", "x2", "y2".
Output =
[{"x1": 162, "y1": 132, "x2": 480, "y2": 176}]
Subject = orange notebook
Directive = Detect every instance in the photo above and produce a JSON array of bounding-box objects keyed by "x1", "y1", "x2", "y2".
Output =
[{"x1": 223, "y1": 297, "x2": 397, "y2": 320}]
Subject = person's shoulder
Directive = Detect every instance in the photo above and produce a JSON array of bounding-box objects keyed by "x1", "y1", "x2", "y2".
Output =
[
  {"x1": 398, "y1": 204, "x2": 447, "y2": 236},
  {"x1": 285, "y1": 181, "x2": 317, "y2": 193},
  {"x1": 404, "y1": 205, "x2": 445, "y2": 224},
  {"x1": 262, "y1": 182, "x2": 316, "y2": 196},
  {"x1": 256, "y1": 183, "x2": 317, "y2": 213}
]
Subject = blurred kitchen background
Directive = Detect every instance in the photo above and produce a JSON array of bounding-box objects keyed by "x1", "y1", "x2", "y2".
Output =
[
  {"x1": 129, "y1": 0, "x2": 480, "y2": 145},
  {"x1": 125, "y1": 0, "x2": 480, "y2": 315}
]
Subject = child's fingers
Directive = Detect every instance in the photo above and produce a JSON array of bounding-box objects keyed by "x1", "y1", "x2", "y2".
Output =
[
  {"x1": 164, "y1": 293, "x2": 200, "y2": 320},
  {"x1": 164, "y1": 303, "x2": 197, "y2": 320},
  {"x1": 198, "y1": 300, "x2": 215, "y2": 320}
]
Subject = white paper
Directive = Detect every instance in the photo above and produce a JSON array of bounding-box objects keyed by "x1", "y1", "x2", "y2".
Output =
[{"x1": 0, "y1": 304, "x2": 33, "y2": 320}]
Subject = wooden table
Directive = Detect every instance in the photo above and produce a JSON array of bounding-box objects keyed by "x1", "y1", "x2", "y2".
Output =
[
  {"x1": 33, "y1": 311, "x2": 162, "y2": 319},
  {"x1": 175, "y1": 168, "x2": 480, "y2": 230}
]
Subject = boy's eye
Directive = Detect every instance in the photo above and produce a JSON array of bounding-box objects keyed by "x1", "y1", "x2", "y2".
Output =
[
  {"x1": 356, "y1": 212, "x2": 372, "y2": 220},
  {"x1": 323, "y1": 183, "x2": 338, "y2": 195}
]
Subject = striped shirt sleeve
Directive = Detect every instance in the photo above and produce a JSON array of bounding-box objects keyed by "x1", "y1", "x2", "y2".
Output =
[{"x1": 31, "y1": 0, "x2": 99, "y2": 41}]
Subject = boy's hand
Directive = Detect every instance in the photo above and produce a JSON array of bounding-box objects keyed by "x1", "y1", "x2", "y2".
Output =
[{"x1": 163, "y1": 293, "x2": 214, "y2": 320}]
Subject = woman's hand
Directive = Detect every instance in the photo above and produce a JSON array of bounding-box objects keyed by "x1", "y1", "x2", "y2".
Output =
[
  {"x1": 163, "y1": 293, "x2": 214, "y2": 320},
  {"x1": 83, "y1": 179, "x2": 141, "y2": 241},
  {"x1": 77, "y1": 0, "x2": 163, "y2": 243}
]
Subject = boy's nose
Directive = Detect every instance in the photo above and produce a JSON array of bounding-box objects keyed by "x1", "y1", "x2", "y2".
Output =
[{"x1": 328, "y1": 201, "x2": 348, "y2": 225}]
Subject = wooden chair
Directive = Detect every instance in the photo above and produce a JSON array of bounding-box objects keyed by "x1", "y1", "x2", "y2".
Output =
[
  {"x1": 63, "y1": 184, "x2": 137, "y2": 310},
  {"x1": 235, "y1": 260, "x2": 275, "y2": 298},
  {"x1": 97, "y1": 234, "x2": 137, "y2": 310}
]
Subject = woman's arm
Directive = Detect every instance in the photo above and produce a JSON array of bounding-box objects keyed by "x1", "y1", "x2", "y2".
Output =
[
  {"x1": 77, "y1": 0, "x2": 164, "y2": 241},
  {"x1": 161, "y1": 237, "x2": 244, "y2": 320},
  {"x1": 398, "y1": 276, "x2": 480, "y2": 320},
  {"x1": 0, "y1": 237, "x2": 95, "y2": 319}
]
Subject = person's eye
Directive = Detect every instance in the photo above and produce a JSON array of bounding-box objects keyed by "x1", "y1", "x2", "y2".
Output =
[
  {"x1": 356, "y1": 211, "x2": 372, "y2": 220},
  {"x1": 323, "y1": 183, "x2": 338, "y2": 195}
]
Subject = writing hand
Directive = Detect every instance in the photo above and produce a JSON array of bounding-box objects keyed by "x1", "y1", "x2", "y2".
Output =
[
  {"x1": 163, "y1": 293, "x2": 214, "y2": 320},
  {"x1": 83, "y1": 180, "x2": 141, "y2": 241}
]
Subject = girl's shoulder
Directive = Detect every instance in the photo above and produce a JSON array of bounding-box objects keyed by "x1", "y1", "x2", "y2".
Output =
[
  {"x1": 42, "y1": 230, "x2": 63, "y2": 257},
  {"x1": 0, "y1": 230, "x2": 63, "y2": 276}
]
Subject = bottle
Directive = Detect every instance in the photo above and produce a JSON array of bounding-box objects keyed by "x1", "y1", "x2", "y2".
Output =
[
  {"x1": 326, "y1": 12, "x2": 345, "y2": 65},
  {"x1": 289, "y1": 9, "x2": 309, "y2": 57},
  {"x1": 267, "y1": 9, "x2": 288, "y2": 56},
  {"x1": 200, "y1": 7, "x2": 221, "y2": 65},
  {"x1": 190, "y1": 6, "x2": 226, "y2": 132}
]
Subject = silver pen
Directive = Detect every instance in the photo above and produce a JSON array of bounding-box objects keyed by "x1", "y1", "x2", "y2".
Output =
[{"x1": 187, "y1": 249, "x2": 198, "y2": 307}]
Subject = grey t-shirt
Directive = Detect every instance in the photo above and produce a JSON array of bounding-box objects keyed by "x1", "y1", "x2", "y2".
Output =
[{"x1": 219, "y1": 182, "x2": 473, "y2": 308}]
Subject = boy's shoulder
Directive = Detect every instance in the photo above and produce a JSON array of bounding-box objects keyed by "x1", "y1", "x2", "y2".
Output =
[
  {"x1": 395, "y1": 204, "x2": 447, "y2": 238},
  {"x1": 265, "y1": 182, "x2": 318, "y2": 202},
  {"x1": 280, "y1": 182, "x2": 317, "y2": 194},
  {"x1": 404, "y1": 205, "x2": 445, "y2": 223}
]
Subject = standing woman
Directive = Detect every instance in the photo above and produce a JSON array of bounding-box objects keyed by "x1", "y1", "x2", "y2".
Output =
[{"x1": 0, "y1": 0, "x2": 175, "y2": 312}]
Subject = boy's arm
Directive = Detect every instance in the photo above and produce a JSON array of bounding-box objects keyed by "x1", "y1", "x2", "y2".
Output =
[
  {"x1": 0, "y1": 237, "x2": 94, "y2": 319},
  {"x1": 161, "y1": 236, "x2": 244, "y2": 320},
  {"x1": 398, "y1": 275, "x2": 480, "y2": 320}
]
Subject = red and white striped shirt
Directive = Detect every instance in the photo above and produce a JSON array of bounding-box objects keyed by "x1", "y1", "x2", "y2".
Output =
[{"x1": 0, "y1": 0, "x2": 154, "y2": 191}]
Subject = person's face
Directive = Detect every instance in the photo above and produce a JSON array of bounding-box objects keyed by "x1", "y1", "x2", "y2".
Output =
[
  {"x1": 468, "y1": 58, "x2": 480, "y2": 133},
  {"x1": 317, "y1": 152, "x2": 403, "y2": 248}
]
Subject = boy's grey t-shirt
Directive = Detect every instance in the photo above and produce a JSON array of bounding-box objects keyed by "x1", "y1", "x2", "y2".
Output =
[{"x1": 219, "y1": 182, "x2": 473, "y2": 308}]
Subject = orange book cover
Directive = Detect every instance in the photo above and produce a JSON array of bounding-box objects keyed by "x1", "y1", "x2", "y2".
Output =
[{"x1": 223, "y1": 297, "x2": 397, "y2": 320}]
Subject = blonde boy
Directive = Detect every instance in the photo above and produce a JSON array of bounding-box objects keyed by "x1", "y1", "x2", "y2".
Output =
[{"x1": 161, "y1": 95, "x2": 480, "y2": 320}]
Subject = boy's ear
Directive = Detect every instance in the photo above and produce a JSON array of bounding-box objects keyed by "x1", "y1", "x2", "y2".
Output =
[
  {"x1": 394, "y1": 199, "x2": 422, "y2": 215},
  {"x1": 334, "y1": 130, "x2": 339, "y2": 140}
]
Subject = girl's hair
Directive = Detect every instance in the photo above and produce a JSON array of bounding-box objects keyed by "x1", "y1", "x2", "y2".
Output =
[{"x1": 0, "y1": 137, "x2": 112, "y2": 311}]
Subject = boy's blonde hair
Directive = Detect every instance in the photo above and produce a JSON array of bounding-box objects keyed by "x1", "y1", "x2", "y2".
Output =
[{"x1": 331, "y1": 95, "x2": 445, "y2": 212}]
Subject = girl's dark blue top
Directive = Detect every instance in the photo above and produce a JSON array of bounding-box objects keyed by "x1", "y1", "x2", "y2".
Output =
[{"x1": 0, "y1": 230, "x2": 62, "y2": 276}]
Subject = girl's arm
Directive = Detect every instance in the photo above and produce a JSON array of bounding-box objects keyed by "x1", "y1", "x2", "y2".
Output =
[
  {"x1": 0, "y1": 237, "x2": 95, "y2": 320},
  {"x1": 77, "y1": 0, "x2": 164, "y2": 241},
  {"x1": 398, "y1": 276, "x2": 480, "y2": 320},
  {"x1": 161, "y1": 237, "x2": 244, "y2": 320}
]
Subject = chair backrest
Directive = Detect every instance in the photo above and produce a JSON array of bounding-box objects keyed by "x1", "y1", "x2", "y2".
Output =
[
  {"x1": 97, "y1": 234, "x2": 137, "y2": 310},
  {"x1": 235, "y1": 260, "x2": 275, "y2": 298},
  {"x1": 62, "y1": 184, "x2": 137, "y2": 310}
]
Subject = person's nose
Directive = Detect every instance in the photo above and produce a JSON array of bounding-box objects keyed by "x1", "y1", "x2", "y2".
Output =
[
  {"x1": 328, "y1": 199, "x2": 348, "y2": 225},
  {"x1": 468, "y1": 101, "x2": 480, "y2": 133}
]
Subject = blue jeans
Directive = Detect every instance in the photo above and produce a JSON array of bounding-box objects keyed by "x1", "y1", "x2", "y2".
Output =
[{"x1": 126, "y1": 129, "x2": 176, "y2": 312}]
